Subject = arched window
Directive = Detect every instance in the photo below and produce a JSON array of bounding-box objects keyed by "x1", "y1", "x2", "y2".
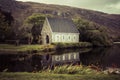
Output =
[
  {"x1": 63, "y1": 36, "x2": 64, "y2": 39},
  {"x1": 69, "y1": 36, "x2": 70, "y2": 39},
  {"x1": 74, "y1": 36, "x2": 76, "y2": 39}
]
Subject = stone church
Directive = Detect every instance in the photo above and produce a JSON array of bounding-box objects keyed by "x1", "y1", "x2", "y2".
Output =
[{"x1": 41, "y1": 17, "x2": 79, "y2": 44}]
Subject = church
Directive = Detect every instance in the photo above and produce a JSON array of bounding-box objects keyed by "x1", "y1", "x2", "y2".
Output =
[{"x1": 41, "y1": 17, "x2": 79, "y2": 44}]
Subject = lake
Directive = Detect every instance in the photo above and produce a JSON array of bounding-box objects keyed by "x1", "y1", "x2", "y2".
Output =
[{"x1": 0, "y1": 44, "x2": 120, "y2": 72}]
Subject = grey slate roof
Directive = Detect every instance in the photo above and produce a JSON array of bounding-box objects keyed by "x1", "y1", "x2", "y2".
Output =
[{"x1": 47, "y1": 17, "x2": 79, "y2": 33}]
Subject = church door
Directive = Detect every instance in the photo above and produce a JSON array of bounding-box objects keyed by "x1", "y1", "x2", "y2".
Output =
[{"x1": 46, "y1": 35, "x2": 49, "y2": 44}]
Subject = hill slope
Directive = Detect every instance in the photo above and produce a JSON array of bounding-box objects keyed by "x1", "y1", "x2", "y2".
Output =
[{"x1": 0, "y1": 0, "x2": 120, "y2": 40}]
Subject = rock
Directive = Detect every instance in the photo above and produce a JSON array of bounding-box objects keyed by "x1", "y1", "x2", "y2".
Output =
[
  {"x1": 104, "y1": 67, "x2": 120, "y2": 75},
  {"x1": 112, "y1": 69, "x2": 120, "y2": 75}
]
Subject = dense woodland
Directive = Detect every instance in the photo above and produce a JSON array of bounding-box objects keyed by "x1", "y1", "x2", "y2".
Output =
[{"x1": 0, "y1": 8, "x2": 14, "y2": 42}]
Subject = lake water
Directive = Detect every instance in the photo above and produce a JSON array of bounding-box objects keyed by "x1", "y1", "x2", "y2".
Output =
[{"x1": 0, "y1": 44, "x2": 120, "y2": 72}]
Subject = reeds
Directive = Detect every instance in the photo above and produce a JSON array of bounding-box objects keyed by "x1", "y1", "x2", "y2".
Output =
[{"x1": 44, "y1": 64, "x2": 98, "y2": 75}]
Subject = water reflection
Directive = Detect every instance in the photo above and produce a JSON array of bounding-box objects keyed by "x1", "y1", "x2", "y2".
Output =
[
  {"x1": 0, "y1": 54, "x2": 42, "y2": 72},
  {"x1": 80, "y1": 45, "x2": 120, "y2": 69},
  {"x1": 52, "y1": 52, "x2": 80, "y2": 64},
  {"x1": 0, "y1": 45, "x2": 120, "y2": 72}
]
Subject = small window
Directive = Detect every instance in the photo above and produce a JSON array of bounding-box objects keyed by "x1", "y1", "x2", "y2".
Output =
[
  {"x1": 55, "y1": 56, "x2": 60, "y2": 61},
  {"x1": 68, "y1": 54, "x2": 71, "y2": 60},
  {"x1": 73, "y1": 53, "x2": 77, "y2": 59},
  {"x1": 69, "y1": 36, "x2": 70, "y2": 39},
  {"x1": 57, "y1": 36, "x2": 59, "y2": 41},
  {"x1": 74, "y1": 36, "x2": 75, "y2": 39},
  {"x1": 63, "y1": 36, "x2": 64, "y2": 39},
  {"x1": 63, "y1": 55, "x2": 65, "y2": 60}
]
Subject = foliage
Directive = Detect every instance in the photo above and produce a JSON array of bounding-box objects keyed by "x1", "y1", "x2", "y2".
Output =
[
  {"x1": 21, "y1": 13, "x2": 52, "y2": 44},
  {"x1": 0, "y1": 64, "x2": 120, "y2": 80},
  {"x1": 0, "y1": 12, "x2": 13, "y2": 42},
  {"x1": 25, "y1": 13, "x2": 46, "y2": 25},
  {"x1": 74, "y1": 18, "x2": 113, "y2": 46},
  {"x1": 24, "y1": 13, "x2": 52, "y2": 27}
]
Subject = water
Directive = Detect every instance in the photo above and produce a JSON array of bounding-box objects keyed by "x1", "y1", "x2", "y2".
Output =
[{"x1": 0, "y1": 45, "x2": 120, "y2": 72}]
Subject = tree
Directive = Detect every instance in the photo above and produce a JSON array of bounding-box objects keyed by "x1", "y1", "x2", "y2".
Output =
[
  {"x1": 0, "y1": 12, "x2": 13, "y2": 42},
  {"x1": 74, "y1": 18, "x2": 112, "y2": 46},
  {"x1": 22, "y1": 13, "x2": 52, "y2": 44},
  {"x1": 25, "y1": 13, "x2": 52, "y2": 25}
]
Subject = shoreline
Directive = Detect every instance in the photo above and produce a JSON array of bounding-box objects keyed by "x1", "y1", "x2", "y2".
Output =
[
  {"x1": 0, "y1": 65, "x2": 120, "y2": 80},
  {"x1": 0, "y1": 41, "x2": 115, "y2": 54},
  {"x1": 0, "y1": 42, "x2": 92, "y2": 54}
]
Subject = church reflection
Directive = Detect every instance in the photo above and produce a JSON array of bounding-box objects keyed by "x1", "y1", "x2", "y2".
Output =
[
  {"x1": 40, "y1": 52, "x2": 80, "y2": 69},
  {"x1": 52, "y1": 52, "x2": 80, "y2": 64}
]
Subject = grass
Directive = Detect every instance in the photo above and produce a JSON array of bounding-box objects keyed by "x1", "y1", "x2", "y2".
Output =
[
  {"x1": 0, "y1": 64, "x2": 120, "y2": 80},
  {"x1": 45, "y1": 65, "x2": 96, "y2": 74},
  {"x1": 0, "y1": 72, "x2": 120, "y2": 80},
  {"x1": 0, "y1": 44, "x2": 55, "y2": 52},
  {"x1": 0, "y1": 42, "x2": 92, "y2": 53}
]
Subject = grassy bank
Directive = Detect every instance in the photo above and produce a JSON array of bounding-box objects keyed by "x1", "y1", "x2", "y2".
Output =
[
  {"x1": 0, "y1": 64, "x2": 120, "y2": 80},
  {"x1": 0, "y1": 44, "x2": 55, "y2": 52},
  {"x1": 0, "y1": 42, "x2": 92, "y2": 53},
  {"x1": 0, "y1": 72, "x2": 120, "y2": 80},
  {"x1": 0, "y1": 73, "x2": 120, "y2": 80}
]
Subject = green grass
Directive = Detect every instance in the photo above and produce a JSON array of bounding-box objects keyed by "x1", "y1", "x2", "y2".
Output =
[
  {"x1": 0, "y1": 72, "x2": 120, "y2": 80},
  {"x1": 45, "y1": 65, "x2": 97, "y2": 74},
  {"x1": 0, "y1": 44, "x2": 55, "y2": 52},
  {"x1": 0, "y1": 42, "x2": 92, "y2": 53},
  {"x1": 0, "y1": 64, "x2": 120, "y2": 80}
]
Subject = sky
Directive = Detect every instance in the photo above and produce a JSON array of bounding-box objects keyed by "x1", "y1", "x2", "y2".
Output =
[{"x1": 16, "y1": 0, "x2": 120, "y2": 14}]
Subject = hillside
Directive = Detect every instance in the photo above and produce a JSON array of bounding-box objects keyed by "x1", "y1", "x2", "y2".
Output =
[{"x1": 0, "y1": 0, "x2": 120, "y2": 40}]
